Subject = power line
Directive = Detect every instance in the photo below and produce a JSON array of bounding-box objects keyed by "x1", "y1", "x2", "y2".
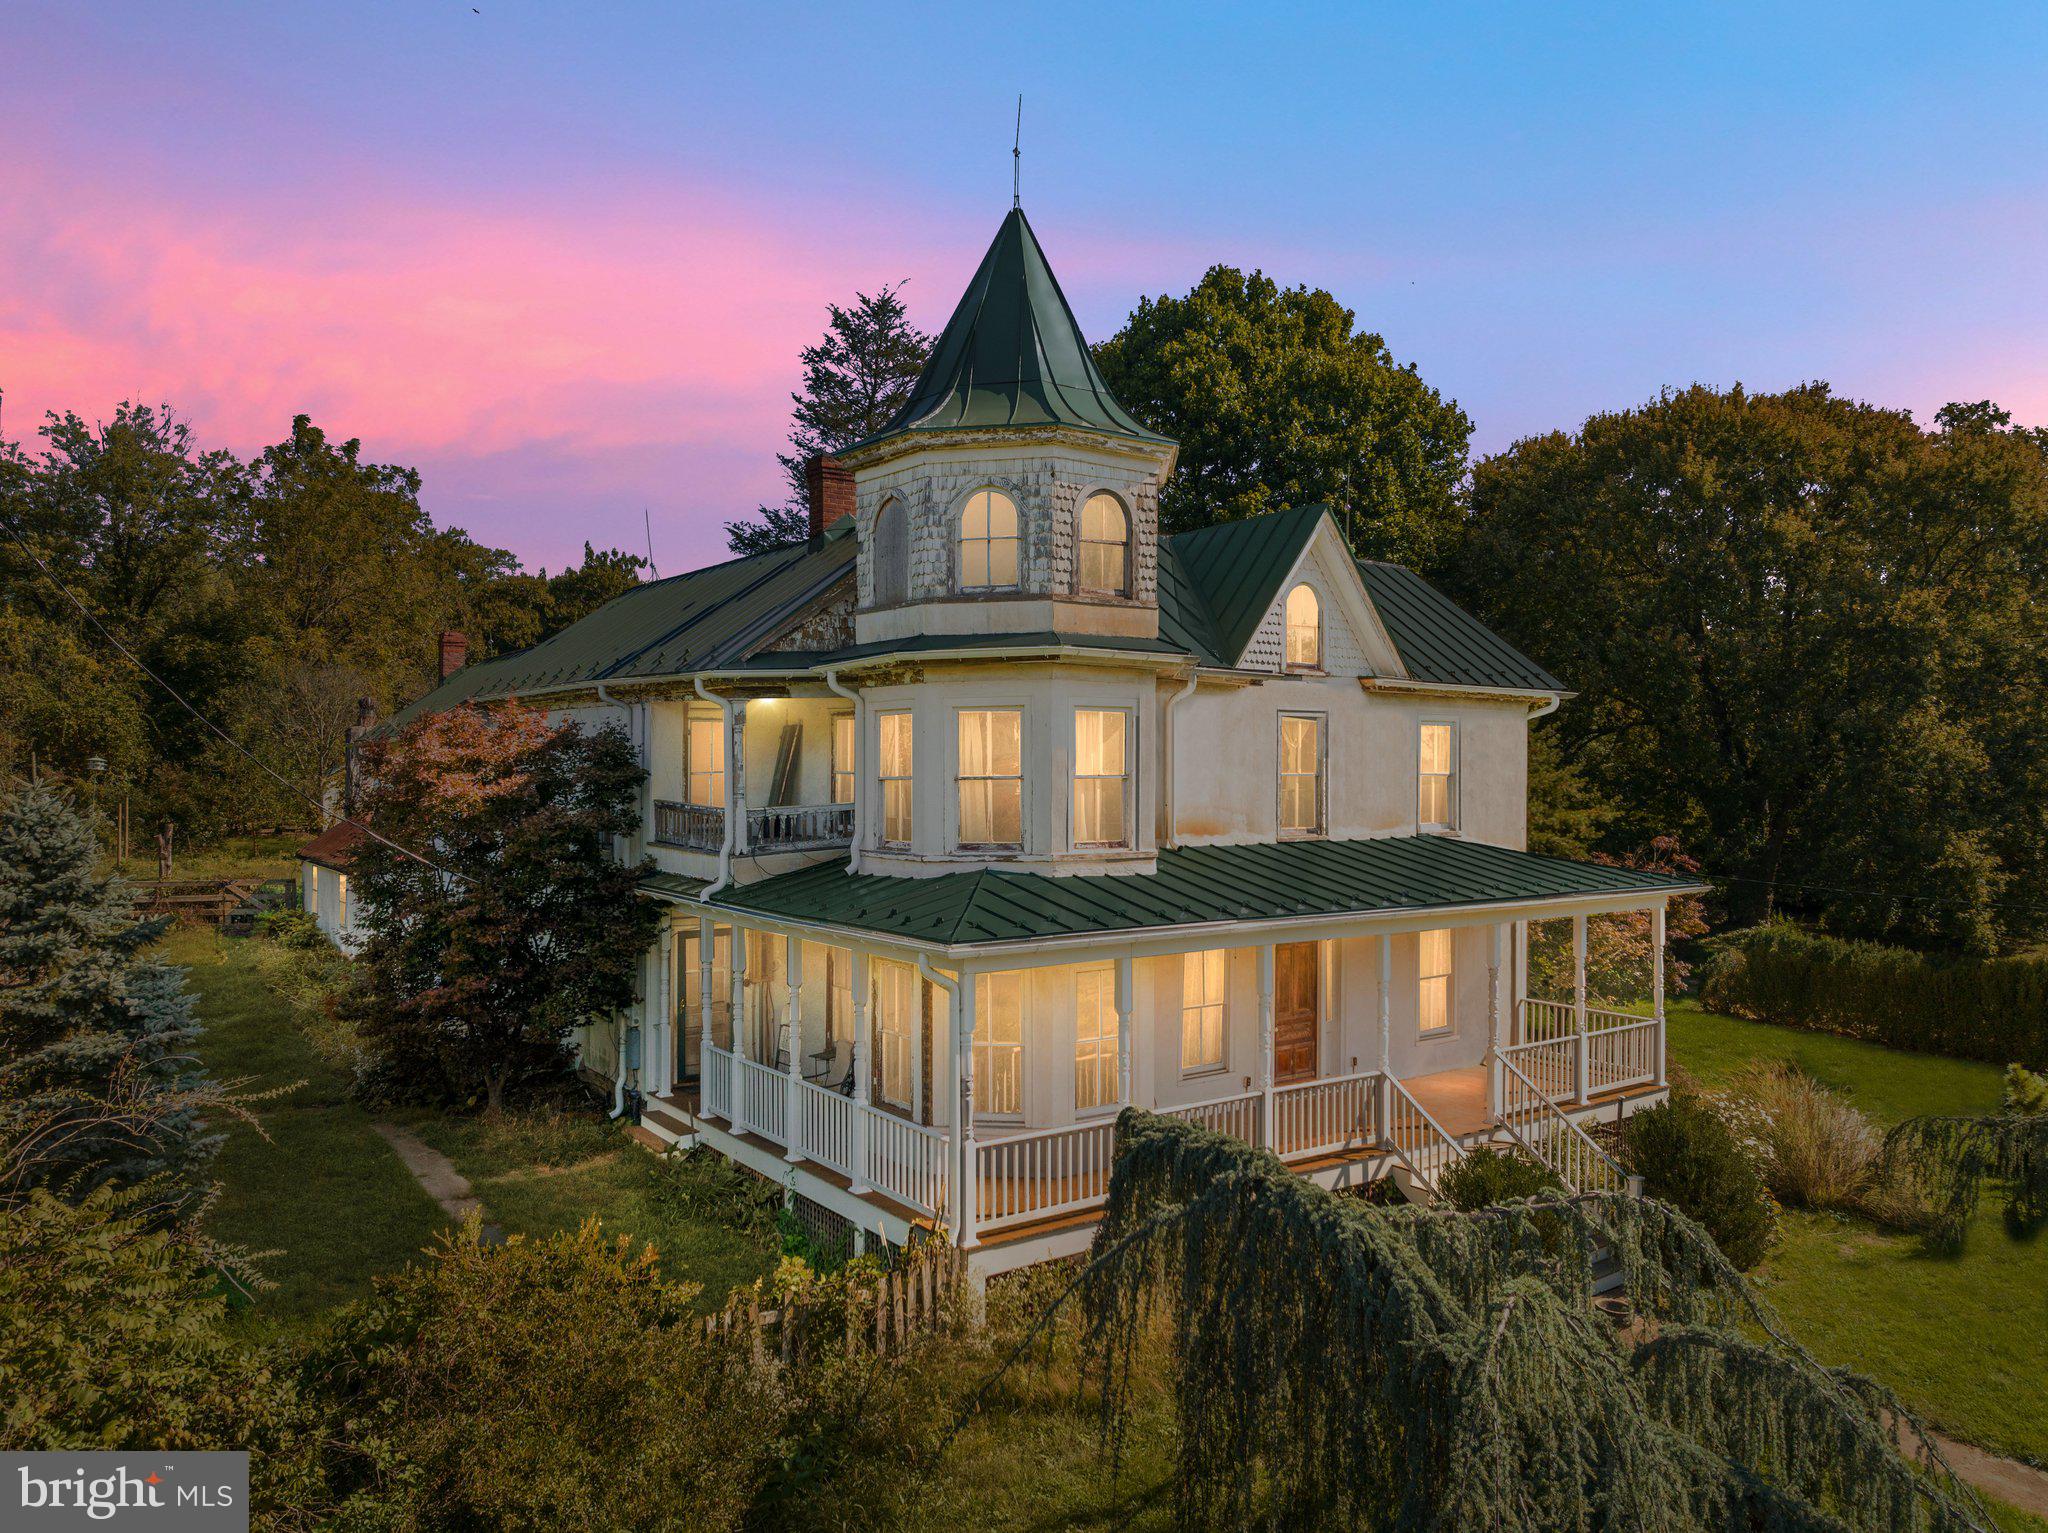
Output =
[{"x1": 2, "y1": 515, "x2": 461, "y2": 882}]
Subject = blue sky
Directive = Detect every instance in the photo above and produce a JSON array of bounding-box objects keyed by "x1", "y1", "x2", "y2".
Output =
[{"x1": 5, "y1": 1, "x2": 2045, "y2": 570}]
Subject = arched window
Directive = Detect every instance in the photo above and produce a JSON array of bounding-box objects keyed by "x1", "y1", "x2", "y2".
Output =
[
  {"x1": 871, "y1": 497, "x2": 907, "y2": 606},
  {"x1": 958, "y1": 488, "x2": 1020, "y2": 591},
  {"x1": 1284, "y1": 583, "x2": 1322, "y2": 670},
  {"x1": 1078, "y1": 491, "x2": 1129, "y2": 596}
]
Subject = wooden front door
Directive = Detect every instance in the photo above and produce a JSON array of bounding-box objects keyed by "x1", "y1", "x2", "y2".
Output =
[{"x1": 1273, "y1": 942, "x2": 1319, "y2": 1083}]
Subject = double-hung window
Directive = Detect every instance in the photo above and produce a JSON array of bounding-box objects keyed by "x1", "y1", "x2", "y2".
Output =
[
  {"x1": 1419, "y1": 722, "x2": 1456, "y2": 830},
  {"x1": 1181, "y1": 949, "x2": 1227, "y2": 1075},
  {"x1": 878, "y1": 712, "x2": 913, "y2": 847},
  {"x1": 1418, "y1": 929, "x2": 1453, "y2": 1035},
  {"x1": 1075, "y1": 966, "x2": 1119, "y2": 1111},
  {"x1": 974, "y1": 970, "x2": 1024, "y2": 1117},
  {"x1": 1072, "y1": 708, "x2": 1130, "y2": 848},
  {"x1": 874, "y1": 959, "x2": 916, "y2": 1108},
  {"x1": 958, "y1": 709, "x2": 1023, "y2": 849},
  {"x1": 1278, "y1": 713, "x2": 1325, "y2": 836},
  {"x1": 686, "y1": 715, "x2": 726, "y2": 807},
  {"x1": 831, "y1": 714, "x2": 856, "y2": 805}
]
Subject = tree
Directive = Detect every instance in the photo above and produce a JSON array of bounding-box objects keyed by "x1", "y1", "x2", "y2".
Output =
[
  {"x1": 1526, "y1": 837, "x2": 1709, "y2": 1006},
  {"x1": 344, "y1": 700, "x2": 659, "y2": 1111},
  {"x1": 463, "y1": 542, "x2": 647, "y2": 659},
  {"x1": 1075, "y1": 1111, "x2": 1994, "y2": 1532},
  {"x1": 0, "y1": 782, "x2": 222, "y2": 1203},
  {"x1": 1093, "y1": 267, "x2": 1472, "y2": 564},
  {"x1": 1884, "y1": 1064, "x2": 2048, "y2": 1250},
  {"x1": 725, "y1": 286, "x2": 932, "y2": 555},
  {"x1": 1449, "y1": 384, "x2": 2048, "y2": 954},
  {"x1": 1523, "y1": 723, "x2": 1621, "y2": 862}
]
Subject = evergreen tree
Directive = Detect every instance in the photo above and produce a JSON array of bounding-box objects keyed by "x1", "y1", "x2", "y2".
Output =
[
  {"x1": 0, "y1": 782, "x2": 220, "y2": 1202},
  {"x1": 725, "y1": 286, "x2": 933, "y2": 555}
]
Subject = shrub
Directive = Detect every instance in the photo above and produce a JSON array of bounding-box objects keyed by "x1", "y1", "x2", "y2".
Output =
[
  {"x1": 1728, "y1": 1064, "x2": 1932, "y2": 1232},
  {"x1": 1700, "y1": 921, "x2": 2048, "y2": 1070},
  {"x1": 1620, "y1": 1091, "x2": 1778, "y2": 1269},
  {"x1": 265, "y1": 908, "x2": 331, "y2": 952},
  {"x1": 655, "y1": 1144, "x2": 781, "y2": 1241},
  {"x1": 1437, "y1": 1146, "x2": 1563, "y2": 1210}
]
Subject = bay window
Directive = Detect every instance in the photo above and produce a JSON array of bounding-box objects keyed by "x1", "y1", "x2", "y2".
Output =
[
  {"x1": 878, "y1": 712, "x2": 913, "y2": 847},
  {"x1": 958, "y1": 708, "x2": 1023, "y2": 848},
  {"x1": 1072, "y1": 708, "x2": 1130, "y2": 847}
]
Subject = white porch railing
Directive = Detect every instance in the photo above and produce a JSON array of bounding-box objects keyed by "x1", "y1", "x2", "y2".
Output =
[
  {"x1": 1163, "y1": 1088, "x2": 1264, "y2": 1144},
  {"x1": 1520, "y1": 996, "x2": 1577, "y2": 1042},
  {"x1": 1585, "y1": 1010, "x2": 1660, "y2": 1095},
  {"x1": 702, "y1": 1044, "x2": 733, "y2": 1121},
  {"x1": 864, "y1": 1110, "x2": 947, "y2": 1218},
  {"x1": 797, "y1": 1079, "x2": 857, "y2": 1178},
  {"x1": 976, "y1": 1119, "x2": 1117, "y2": 1233},
  {"x1": 1502, "y1": 1036, "x2": 1576, "y2": 1099},
  {"x1": 1508, "y1": 1000, "x2": 1665, "y2": 1103},
  {"x1": 1383, "y1": 1076, "x2": 1464, "y2": 1197},
  {"x1": 734, "y1": 1056, "x2": 787, "y2": 1145},
  {"x1": 1497, "y1": 1051, "x2": 1630, "y2": 1194},
  {"x1": 1272, "y1": 1069, "x2": 1380, "y2": 1160}
]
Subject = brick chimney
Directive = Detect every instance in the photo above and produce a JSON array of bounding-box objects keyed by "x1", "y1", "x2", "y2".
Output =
[
  {"x1": 439, "y1": 630, "x2": 469, "y2": 682},
  {"x1": 804, "y1": 453, "x2": 856, "y2": 540}
]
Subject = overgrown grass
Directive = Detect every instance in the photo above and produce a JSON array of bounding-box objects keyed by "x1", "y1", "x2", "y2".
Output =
[
  {"x1": 116, "y1": 830, "x2": 304, "y2": 884},
  {"x1": 1669, "y1": 999, "x2": 2048, "y2": 1470},
  {"x1": 163, "y1": 927, "x2": 446, "y2": 1336}
]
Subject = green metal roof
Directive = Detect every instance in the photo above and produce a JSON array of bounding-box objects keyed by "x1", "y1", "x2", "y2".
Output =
[
  {"x1": 1355, "y1": 561, "x2": 1565, "y2": 693},
  {"x1": 640, "y1": 871, "x2": 709, "y2": 901},
  {"x1": 1166, "y1": 503, "x2": 1327, "y2": 662},
  {"x1": 852, "y1": 208, "x2": 1171, "y2": 452},
  {"x1": 712, "y1": 835, "x2": 1696, "y2": 946}
]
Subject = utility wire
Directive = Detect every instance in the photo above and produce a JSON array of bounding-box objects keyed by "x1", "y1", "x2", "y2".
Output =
[{"x1": 2, "y1": 515, "x2": 462, "y2": 881}]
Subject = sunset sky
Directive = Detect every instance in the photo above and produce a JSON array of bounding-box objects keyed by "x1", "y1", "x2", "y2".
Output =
[{"x1": 6, "y1": 1, "x2": 2046, "y2": 574}]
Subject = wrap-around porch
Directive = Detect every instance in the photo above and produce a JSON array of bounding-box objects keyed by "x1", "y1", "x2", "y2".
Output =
[{"x1": 640, "y1": 900, "x2": 1674, "y2": 1254}]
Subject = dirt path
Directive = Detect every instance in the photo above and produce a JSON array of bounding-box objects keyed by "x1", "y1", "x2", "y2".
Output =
[
  {"x1": 371, "y1": 1122, "x2": 504, "y2": 1243},
  {"x1": 1931, "y1": 1429, "x2": 2048, "y2": 1518}
]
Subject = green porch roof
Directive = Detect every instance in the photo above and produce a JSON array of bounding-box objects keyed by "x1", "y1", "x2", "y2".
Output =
[
  {"x1": 710, "y1": 835, "x2": 1696, "y2": 947},
  {"x1": 852, "y1": 208, "x2": 1171, "y2": 452}
]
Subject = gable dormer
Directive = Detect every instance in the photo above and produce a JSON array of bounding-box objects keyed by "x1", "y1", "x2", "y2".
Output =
[
  {"x1": 1239, "y1": 515, "x2": 1405, "y2": 677},
  {"x1": 834, "y1": 208, "x2": 1178, "y2": 648}
]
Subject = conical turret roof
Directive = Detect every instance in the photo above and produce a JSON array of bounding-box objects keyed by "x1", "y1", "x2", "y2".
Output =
[{"x1": 853, "y1": 208, "x2": 1172, "y2": 451}]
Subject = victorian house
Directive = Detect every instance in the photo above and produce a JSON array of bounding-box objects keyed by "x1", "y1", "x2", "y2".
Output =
[{"x1": 390, "y1": 207, "x2": 1703, "y2": 1274}]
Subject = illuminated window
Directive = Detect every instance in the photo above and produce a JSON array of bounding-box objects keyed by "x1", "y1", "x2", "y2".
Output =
[
  {"x1": 826, "y1": 947, "x2": 852, "y2": 1049},
  {"x1": 1181, "y1": 950, "x2": 1226, "y2": 1074},
  {"x1": 1072, "y1": 709, "x2": 1129, "y2": 847},
  {"x1": 1419, "y1": 722, "x2": 1456, "y2": 829},
  {"x1": 958, "y1": 488, "x2": 1020, "y2": 591},
  {"x1": 686, "y1": 715, "x2": 726, "y2": 807},
  {"x1": 1284, "y1": 584, "x2": 1321, "y2": 670},
  {"x1": 831, "y1": 714, "x2": 856, "y2": 805},
  {"x1": 1419, "y1": 929, "x2": 1452, "y2": 1035},
  {"x1": 1075, "y1": 967, "x2": 1119, "y2": 1111},
  {"x1": 958, "y1": 709, "x2": 1023, "y2": 848},
  {"x1": 1078, "y1": 492, "x2": 1129, "y2": 595},
  {"x1": 1278, "y1": 714, "x2": 1324, "y2": 835},
  {"x1": 874, "y1": 959, "x2": 916, "y2": 1108},
  {"x1": 974, "y1": 970, "x2": 1024, "y2": 1116},
  {"x1": 878, "y1": 712, "x2": 913, "y2": 846}
]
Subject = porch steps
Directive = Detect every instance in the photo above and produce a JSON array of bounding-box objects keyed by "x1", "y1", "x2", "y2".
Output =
[
  {"x1": 1590, "y1": 1246, "x2": 1625, "y2": 1298},
  {"x1": 637, "y1": 1101, "x2": 698, "y2": 1149}
]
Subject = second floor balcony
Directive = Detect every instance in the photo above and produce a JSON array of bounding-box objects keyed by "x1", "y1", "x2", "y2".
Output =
[{"x1": 653, "y1": 800, "x2": 853, "y2": 855}]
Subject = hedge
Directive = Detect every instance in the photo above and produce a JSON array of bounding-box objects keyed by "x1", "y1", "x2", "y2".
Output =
[{"x1": 1698, "y1": 922, "x2": 2048, "y2": 1071}]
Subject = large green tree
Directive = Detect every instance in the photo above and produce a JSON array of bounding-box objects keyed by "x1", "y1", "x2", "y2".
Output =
[
  {"x1": 1093, "y1": 267, "x2": 1472, "y2": 564},
  {"x1": 1450, "y1": 385, "x2": 2048, "y2": 953},
  {"x1": 725, "y1": 285, "x2": 932, "y2": 555}
]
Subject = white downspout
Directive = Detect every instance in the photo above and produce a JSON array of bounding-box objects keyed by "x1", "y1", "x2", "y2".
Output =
[
  {"x1": 694, "y1": 676, "x2": 739, "y2": 900},
  {"x1": 1530, "y1": 692, "x2": 1562, "y2": 721},
  {"x1": 1161, "y1": 670, "x2": 1198, "y2": 849},
  {"x1": 823, "y1": 667, "x2": 862, "y2": 874}
]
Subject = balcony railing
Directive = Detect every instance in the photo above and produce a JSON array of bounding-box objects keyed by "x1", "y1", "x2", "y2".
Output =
[{"x1": 650, "y1": 801, "x2": 854, "y2": 855}]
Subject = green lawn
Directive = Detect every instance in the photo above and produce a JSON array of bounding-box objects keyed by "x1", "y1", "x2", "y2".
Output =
[
  {"x1": 1668, "y1": 999, "x2": 2048, "y2": 1473},
  {"x1": 120, "y1": 830, "x2": 305, "y2": 884}
]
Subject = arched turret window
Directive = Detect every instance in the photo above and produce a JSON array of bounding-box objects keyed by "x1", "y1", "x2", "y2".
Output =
[
  {"x1": 1284, "y1": 583, "x2": 1321, "y2": 670},
  {"x1": 871, "y1": 497, "x2": 907, "y2": 606},
  {"x1": 1078, "y1": 492, "x2": 1130, "y2": 596},
  {"x1": 958, "y1": 488, "x2": 1020, "y2": 591}
]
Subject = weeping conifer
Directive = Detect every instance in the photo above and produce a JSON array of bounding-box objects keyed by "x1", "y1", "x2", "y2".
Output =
[
  {"x1": 1884, "y1": 1071, "x2": 2048, "y2": 1250},
  {"x1": 1077, "y1": 1109, "x2": 1993, "y2": 1533}
]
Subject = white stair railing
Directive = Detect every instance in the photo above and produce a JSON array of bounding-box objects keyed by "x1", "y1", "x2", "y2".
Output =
[
  {"x1": 1496, "y1": 1051, "x2": 1631, "y2": 1194},
  {"x1": 1271, "y1": 1069, "x2": 1380, "y2": 1160},
  {"x1": 1382, "y1": 1076, "x2": 1464, "y2": 1198}
]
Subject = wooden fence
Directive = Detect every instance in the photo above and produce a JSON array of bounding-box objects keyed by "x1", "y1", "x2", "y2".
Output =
[{"x1": 701, "y1": 1243, "x2": 964, "y2": 1363}]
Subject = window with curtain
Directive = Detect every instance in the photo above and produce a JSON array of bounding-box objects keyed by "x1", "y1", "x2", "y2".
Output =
[
  {"x1": 1072, "y1": 708, "x2": 1129, "y2": 847},
  {"x1": 1284, "y1": 583, "x2": 1321, "y2": 670},
  {"x1": 874, "y1": 959, "x2": 915, "y2": 1107},
  {"x1": 825, "y1": 947, "x2": 852, "y2": 1050},
  {"x1": 973, "y1": 970, "x2": 1024, "y2": 1116},
  {"x1": 878, "y1": 712, "x2": 913, "y2": 846},
  {"x1": 1418, "y1": 929, "x2": 1453, "y2": 1034},
  {"x1": 1078, "y1": 491, "x2": 1129, "y2": 595},
  {"x1": 1278, "y1": 714, "x2": 1324, "y2": 835},
  {"x1": 1075, "y1": 966, "x2": 1119, "y2": 1111},
  {"x1": 1181, "y1": 949, "x2": 1227, "y2": 1074},
  {"x1": 745, "y1": 931, "x2": 783, "y2": 1061},
  {"x1": 831, "y1": 714, "x2": 856, "y2": 804},
  {"x1": 957, "y1": 709, "x2": 1023, "y2": 848},
  {"x1": 686, "y1": 715, "x2": 726, "y2": 807},
  {"x1": 958, "y1": 488, "x2": 1020, "y2": 590},
  {"x1": 1418, "y1": 722, "x2": 1455, "y2": 829}
]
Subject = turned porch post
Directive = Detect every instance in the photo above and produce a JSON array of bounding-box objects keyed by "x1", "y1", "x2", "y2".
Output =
[
  {"x1": 1256, "y1": 943, "x2": 1277, "y2": 1149},
  {"x1": 848, "y1": 951, "x2": 871, "y2": 1194},
  {"x1": 729, "y1": 700, "x2": 749, "y2": 855},
  {"x1": 1572, "y1": 913, "x2": 1590, "y2": 1105},
  {"x1": 955, "y1": 968, "x2": 979, "y2": 1251},
  {"x1": 1652, "y1": 903, "x2": 1668, "y2": 1089},
  {"x1": 783, "y1": 934, "x2": 804, "y2": 1163},
  {"x1": 729, "y1": 926, "x2": 750, "y2": 1133},
  {"x1": 1486, "y1": 923, "x2": 1506, "y2": 1118},
  {"x1": 1114, "y1": 955, "x2": 1135, "y2": 1109},
  {"x1": 1376, "y1": 933, "x2": 1393, "y2": 1139},
  {"x1": 697, "y1": 917, "x2": 714, "y2": 1092}
]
